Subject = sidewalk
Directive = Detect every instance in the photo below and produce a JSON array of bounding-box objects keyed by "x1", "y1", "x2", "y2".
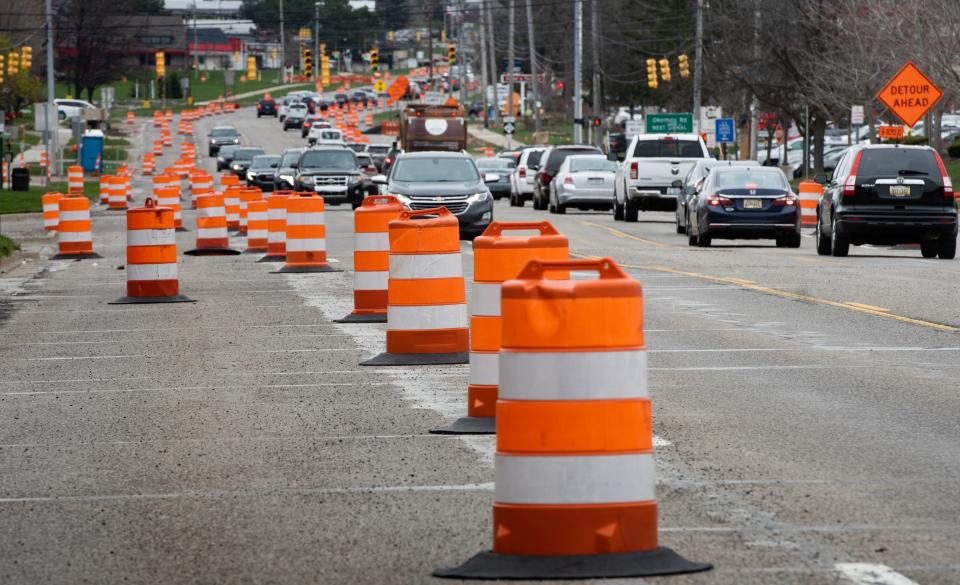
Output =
[
  {"x1": 467, "y1": 125, "x2": 525, "y2": 149},
  {"x1": 16, "y1": 128, "x2": 72, "y2": 164}
]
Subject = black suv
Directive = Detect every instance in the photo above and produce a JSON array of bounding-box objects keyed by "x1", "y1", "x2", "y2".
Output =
[
  {"x1": 295, "y1": 147, "x2": 365, "y2": 208},
  {"x1": 208, "y1": 126, "x2": 240, "y2": 156},
  {"x1": 229, "y1": 147, "x2": 266, "y2": 177},
  {"x1": 532, "y1": 145, "x2": 603, "y2": 210},
  {"x1": 816, "y1": 145, "x2": 957, "y2": 259},
  {"x1": 257, "y1": 98, "x2": 278, "y2": 117}
]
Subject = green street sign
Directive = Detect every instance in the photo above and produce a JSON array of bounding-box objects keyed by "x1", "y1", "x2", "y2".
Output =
[{"x1": 645, "y1": 113, "x2": 694, "y2": 134}]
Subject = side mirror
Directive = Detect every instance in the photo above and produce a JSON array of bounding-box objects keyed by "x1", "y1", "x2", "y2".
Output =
[
  {"x1": 371, "y1": 174, "x2": 388, "y2": 185},
  {"x1": 484, "y1": 173, "x2": 501, "y2": 183},
  {"x1": 813, "y1": 173, "x2": 827, "y2": 185},
  {"x1": 671, "y1": 179, "x2": 683, "y2": 188}
]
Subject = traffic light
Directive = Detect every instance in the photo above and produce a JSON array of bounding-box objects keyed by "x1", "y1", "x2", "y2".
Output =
[
  {"x1": 593, "y1": 117, "x2": 602, "y2": 127},
  {"x1": 304, "y1": 48, "x2": 313, "y2": 78},
  {"x1": 0, "y1": 55, "x2": 5, "y2": 84},
  {"x1": 646, "y1": 58, "x2": 657, "y2": 89},
  {"x1": 369, "y1": 47, "x2": 378, "y2": 72},
  {"x1": 20, "y1": 46, "x2": 31, "y2": 71},
  {"x1": 388, "y1": 31, "x2": 395, "y2": 42},
  {"x1": 440, "y1": 30, "x2": 446, "y2": 43},
  {"x1": 659, "y1": 58, "x2": 671, "y2": 82},
  {"x1": 155, "y1": 51, "x2": 166, "y2": 79},
  {"x1": 321, "y1": 54, "x2": 330, "y2": 85},
  {"x1": 415, "y1": 31, "x2": 422, "y2": 42},
  {"x1": 7, "y1": 51, "x2": 18, "y2": 76},
  {"x1": 678, "y1": 54, "x2": 689, "y2": 78},
  {"x1": 447, "y1": 43, "x2": 457, "y2": 65},
  {"x1": 247, "y1": 55, "x2": 257, "y2": 80}
]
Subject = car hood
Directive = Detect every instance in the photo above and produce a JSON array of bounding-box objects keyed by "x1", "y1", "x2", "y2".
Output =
[{"x1": 389, "y1": 181, "x2": 484, "y2": 196}]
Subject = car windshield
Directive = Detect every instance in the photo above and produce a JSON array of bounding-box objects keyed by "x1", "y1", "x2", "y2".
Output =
[
  {"x1": 250, "y1": 155, "x2": 280, "y2": 170},
  {"x1": 219, "y1": 145, "x2": 238, "y2": 157},
  {"x1": 476, "y1": 158, "x2": 514, "y2": 169},
  {"x1": 289, "y1": 105, "x2": 307, "y2": 112},
  {"x1": 857, "y1": 149, "x2": 939, "y2": 178},
  {"x1": 569, "y1": 157, "x2": 618, "y2": 172},
  {"x1": 712, "y1": 169, "x2": 788, "y2": 190},
  {"x1": 210, "y1": 128, "x2": 238, "y2": 137},
  {"x1": 233, "y1": 148, "x2": 264, "y2": 162},
  {"x1": 300, "y1": 150, "x2": 357, "y2": 170},
  {"x1": 633, "y1": 139, "x2": 703, "y2": 157},
  {"x1": 392, "y1": 157, "x2": 480, "y2": 182},
  {"x1": 280, "y1": 151, "x2": 301, "y2": 166}
]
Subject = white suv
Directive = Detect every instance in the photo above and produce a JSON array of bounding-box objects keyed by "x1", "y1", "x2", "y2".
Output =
[
  {"x1": 54, "y1": 99, "x2": 95, "y2": 120},
  {"x1": 509, "y1": 147, "x2": 545, "y2": 207}
]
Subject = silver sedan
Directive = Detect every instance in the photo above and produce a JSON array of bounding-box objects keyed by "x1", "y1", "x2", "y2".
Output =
[{"x1": 549, "y1": 155, "x2": 619, "y2": 214}]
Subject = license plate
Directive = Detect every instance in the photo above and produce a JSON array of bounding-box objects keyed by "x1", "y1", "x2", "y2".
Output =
[
  {"x1": 588, "y1": 177, "x2": 604, "y2": 185},
  {"x1": 743, "y1": 199, "x2": 763, "y2": 209},
  {"x1": 889, "y1": 185, "x2": 911, "y2": 197},
  {"x1": 667, "y1": 187, "x2": 680, "y2": 195}
]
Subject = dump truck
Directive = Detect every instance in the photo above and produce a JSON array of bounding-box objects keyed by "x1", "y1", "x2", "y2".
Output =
[{"x1": 399, "y1": 103, "x2": 468, "y2": 152}]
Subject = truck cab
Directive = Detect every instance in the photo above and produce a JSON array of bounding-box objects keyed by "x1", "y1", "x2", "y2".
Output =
[
  {"x1": 614, "y1": 133, "x2": 710, "y2": 221},
  {"x1": 399, "y1": 104, "x2": 467, "y2": 152}
]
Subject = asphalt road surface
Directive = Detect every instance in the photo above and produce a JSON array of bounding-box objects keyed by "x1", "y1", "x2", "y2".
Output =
[{"x1": 1, "y1": 106, "x2": 959, "y2": 585}]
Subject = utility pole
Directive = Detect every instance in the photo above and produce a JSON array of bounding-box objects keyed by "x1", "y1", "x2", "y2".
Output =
[
  {"x1": 428, "y1": 1, "x2": 434, "y2": 87},
  {"x1": 693, "y1": 0, "x2": 703, "y2": 134},
  {"x1": 315, "y1": 1, "x2": 321, "y2": 81},
  {"x1": 749, "y1": 0, "x2": 759, "y2": 161},
  {"x1": 525, "y1": 0, "x2": 540, "y2": 133},
  {"x1": 506, "y1": 0, "x2": 515, "y2": 149},
  {"x1": 45, "y1": 0, "x2": 58, "y2": 177},
  {"x1": 479, "y1": 0, "x2": 490, "y2": 128},
  {"x1": 573, "y1": 0, "x2": 583, "y2": 144},
  {"x1": 279, "y1": 0, "x2": 285, "y2": 83},
  {"x1": 485, "y1": 0, "x2": 498, "y2": 122},
  {"x1": 590, "y1": 0, "x2": 600, "y2": 145}
]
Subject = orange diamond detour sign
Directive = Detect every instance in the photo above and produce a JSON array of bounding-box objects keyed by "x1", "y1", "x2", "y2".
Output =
[{"x1": 876, "y1": 61, "x2": 943, "y2": 128}]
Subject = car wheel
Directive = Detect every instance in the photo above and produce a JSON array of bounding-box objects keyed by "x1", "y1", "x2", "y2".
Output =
[
  {"x1": 939, "y1": 236, "x2": 957, "y2": 259},
  {"x1": 830, "y1": 215, "x2": 849, "y2": 257},
  {"x1": 921, "y1": 240, "x2": 939, "y2": 258},
  {"x1": 624, "y1": 199, "x2": 639, "y2": 222},
  {"x1": 556, "y1": 202, "x2": 566, "y2": 215},
  {"x1": 815, "y1": 211, "x2": 831, "y2": 256},
  {"x1": 697, "y1": 228, "x2": 712, "y2": 247},
  {"x1": 675, "y1": 212, "x2": 685, "y2": 234},
  {"x1": 785, "y1": 232, "x2": 802, "y2": 248},
  {"x1": 613, "y1": 200, "x2": 624, "y2": 221}
]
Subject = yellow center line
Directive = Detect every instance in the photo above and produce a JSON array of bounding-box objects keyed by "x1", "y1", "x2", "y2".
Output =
[
  {"x1": 578, "y1": 221, "x2": 673, "y2": 249},
  {"x1": 844, "y1": 302, "x2": 890, "y2": 313}
]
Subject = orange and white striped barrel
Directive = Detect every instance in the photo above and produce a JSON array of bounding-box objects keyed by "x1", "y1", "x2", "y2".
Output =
[
  {"x1": 434, "y1": 222, "x2": 569, "y2": 435},
  {"x1": 219, "y1": 173, "x2": 240, "y2": 191},
  {"x1": 164, "y1": 109, "x2": 173, "y2": 122},
  {"x1": 238, "y1": 187, "x2": 263, "y2": 234},
  {"x1": 260, "y1": 191, "x2": 292, "y2": 262},
  {"x1": 223, "y1": 185, "x2": 242, "y2": 230},
  {"x1": 112, "y1": 198, "x2": 194, "y2": 304},
  {"x1": 435, "y1": 257, "x2": 710, "y2": 580},
  {"x1": 362, "y1": 207, "x2": 468, "y2": 366},
  {"x1": 185, "y1": 193, "x2": 239, "y2": 256},
  {"x1": 154, "y1": 185, "x2": 182, "y2": 230},
  {"x1": 42, "y1": 192, "x2": 64, "y2": 231},
  {"x1": 98, "y1": 175, "x2": 111, "y2": 205},
  {"x1": 153, "y1": 140, "x2": 164, "y2": 156},
  {"x1": 153, "y1": 111, "x2": 163, "y2": 127},
  {"x1": 275, "y1": 193, "x2": 337, "y2": 273},
  {"x1": 798, "y1": 180, "x2": 822, "y2": 228},
  {"x1": 161, "y1": 131, "x2": 173, "y2": 147},
  {"x1": 40, "y1": 151, "x2": 49, "y2": 171},
  {"x1": 337, "y1": 195, "x2": 405, "y2": 323},
  {"x1": 67, "y1": 166, "x2": 84, "y2": 194},
  {"x1": 53, "y1": 195, "x2": 100, "y2": 259},
  {"x1": 245, "y1": 200, "x2": 269, "y2": 252},
  {"x1": 107, "y1": 175, "x2": 127, "y2": 210},
  {"x1": 142, "y1": 152, "x2": 156, "y2": 175},
  {"x1": 189, "y1": 171, "x2": 214, "y2": 208}
]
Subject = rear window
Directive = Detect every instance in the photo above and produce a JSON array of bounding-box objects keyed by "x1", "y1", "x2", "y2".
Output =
[
  {"x1": 857, "y1": 149, "x2": 939, "y2": 179},
  {"x1": 546, "y1": 148, "x2": 602, "y2": 170},
  {"x1": 526, "y1": 150, "x2": 544, "y2": 167},
  {"x1": 712, "y1": 169, "x2": 788, "y2": 190},
  {"x1": 233, "y1": 148, "x2": 265, "y2": 161},
  {"x1": 570, "y1": 157, "x2": 618, "y2": 172},
  {"x1": 633, "y1": 139, "x2": 704, "y2": 158},
  {"x1": 260, "y1": 99, "x2": 275, "y2": 106}
]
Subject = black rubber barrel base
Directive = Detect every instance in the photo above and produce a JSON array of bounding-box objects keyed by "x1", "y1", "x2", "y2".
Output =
[
  {"x1": 110, "y1": 294, "x2": 196, "y2": 305},
  {"x1": 257, "y1": 255, "x2": 286, "y2": 263},
  {"x1": 430, "y1": 416, "x2": 495, "y2": 435},
  {"x1": 51, "y1": 252, "x2": 103, "y2": 260},
  {"x1": 434, "y1": 547, "x2": 712, "y2": 580},
  {"x1": 243, "y1": 249, "x2": 268, "y2": 254},
  {"x1": 271, "y1": 265, "x2": 342, "y2": 273},
  {"x1": 176, "y1": 227, "x2": 189, "y2": 232},
  {"x1": 184, "y1": 248, "x2": 241, "y2": 256},
  {"x1": 361, "y1": 351, "x2": 469, "y2": 366},
  {"x1": 335, "y1": 312, "x2": 387, "y2": 324}
]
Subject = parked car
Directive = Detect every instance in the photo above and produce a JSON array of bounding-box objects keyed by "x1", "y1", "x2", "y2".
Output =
[
  {"x1": 613, "y1": 133, "x2": 710, "y2": 220},
  {"x1": 549, "y1": 154, "x2": 619, "y2": 214},
  {"x1": 283, "y1": 103, "x2": 308, "y2": 130},
  {"x1": 816, "y1": 144, "x2": 957, "y2": 258},
  {"x1": 256, "y1": 98, "x2": 278, "y2": 117},
  {"x1": 274, "y1": 147, "x2": 305, "y2": 191},
  {"x1": 373, "y1": 151, "x2": 495, "y2": 238},
  {"x1": 246, "y1": 154, "x2": 281, "y2": 191},
  {"x1": 216, "y1": 144, "x2": 239, "y2": 171},
  {"x1": 54, "y1": 98, "x2": 95, "y2": 120},
  {"x1": 295, "y1": 146, "x2": 365, "y2": 208},
  {"x1": 532, "y1": 145, "x2": 603, "y2": 210},
  {"x1": 208, "y1": 126, "x2": 240, "y2": 156},
  {"x1": 675, "y1": 159, "x2": 759, "y2": 234},
  {"x1": 229, "y1": 147, "x2": 266, "y2": 177},
  {"x1": 509, "y1": 147, "x2": 546, "y2": 207},
  {"x1": 687, "y1": 166, "x2": 800, "y2": 248},
  {"x1": 474, "y1": 157, "x2": 515, "y2": 200}
]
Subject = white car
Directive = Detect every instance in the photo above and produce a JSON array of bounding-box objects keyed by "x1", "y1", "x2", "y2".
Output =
[
  {"x1": 548, "y1": 154, "x2": 618, "y2": 214},
  {"x1": 308, "y1": 127, "x2": 345, "y2": 146},
  {"x1": 509, "y1": 147, "x2": 545, "y2": 207},
  {"x1": 54, "y1": 98, "x2": 95, "y2": 120}
]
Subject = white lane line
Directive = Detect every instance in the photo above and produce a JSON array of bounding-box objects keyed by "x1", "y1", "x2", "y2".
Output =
[
  {"x1": 650, "y1": 365, "x2": 879, "y2": 372},
  {"x1": 0, "y1": 382, "x2": 390, "y2": 396},
  {"x1": 13, "y1": 349, "x2": 357, "y2": 361},
  {"x1": 0, "y1": 370, "x2": 375, "y2": 385},
  {"x1": 18, "y1": 354, "x2": 148, "y2": 361},
  {"x1": 650, "y1": 347, "x2": 960, "y2": 354},
  {"x1": 0, "y1": 433, "x2": 445, "y2": 448},
  {"x1": 26, "y1": 324, "x2": 339, "y2": 334},
  {"x1": 19, "y1": 334, "x2": 355, "y2": 345},
  {"x1": 0, "y1": 483, "x2": 495, "y2": 504},
  {"x1": 835, "y1": 563, "x2": 921, "y2": 585}
]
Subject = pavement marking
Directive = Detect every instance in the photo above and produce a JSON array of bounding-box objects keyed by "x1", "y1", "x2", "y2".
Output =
[
  {"x1": 19, "y1": 334, "x2": 355, "y2": 345},
  {"x1": 650, "y1": 346, "x2": 960, "y2": 354},
  {"x1": 19, "y1": 354, "x2": 148, "y2": 361},
  {"x1": 579, "y1": 220, "x2": 673, "y2": 248},
  {"x1": 0, "y1": 433, "x2": 444, "y2": 448},
  {"x1": 0, "y1": 382, "x2": 390, "y2": 396},
  {"x1": 835, "y1": 563, "x2": 920, "y2": 585},
  {"x1": 845, "y1": 301, "x2": 891, "y2": 312}
]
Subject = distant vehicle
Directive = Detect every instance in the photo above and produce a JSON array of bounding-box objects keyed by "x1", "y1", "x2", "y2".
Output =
[
  {"x1": 308, "y1": 127, "x2": 345, "y2": 146},
  {"x1": 612, "y1": 106, "x2": 642, "y2": 125},
  {"x1": 816, "y1": 144, "x2": 957, "y2": 259},
  {"x1": 295, "y1": 147, "x2": 364, "y2": 208},
  {"x1": 275, "y1": 147, "x2": 305, "y2": 191},
  {"x1": 474, "y1": 157, "x2": 515, "y2": 200},
  {"x1": 256, "y1": 98, "x2": 278, "y2": 117},
  {"x1": 334, "y1": 93, "x2": 349, "y2": 107},
  {"x1": 498, "y1": 150, "x2": 522, "y2": 164},
  {"x1": 356, "y1": 152, "x2": 379, "y2": 195},
  {"x1": 509, "y1": 147, "x2": 546, "y2": 207},
  {"x1": 246, "y1": 154, "x2": 281, "y2": 190},
  {"x1": 687, "y1": 166, "x2": 800, "y2": 248},
  {"x1": 283, "y1": 103, "x2": 309, "y2": 130},
  {"x1": 675, "y1": 159, "x2": 759, "y2": 234},
  {"x1": 549, "y1": 154, "x2": 619, "y2": 214},
  {"x1": 467, "y1": 100, "x2": 484, "y2": 118},
  {"x1": 54, "y1": 98, "x2": 95, "y2": 120},
  {"x1": 373, "y1": 151, "x2": 495, "y2": 238},
  {"x1": 278, "y1": 95, "x2": 300, "y2": 121},
  {"x1": 365, "y1": 144, "x2": 392, "y2": 171},
  {"x1": 301, "y1": 114, "x2": 325, "y2": 138},
  {"x1": 382, "y1": 146, "x2": 400, "y2": 174},
  {"x1": 532, "y1": 145, "x2": 603, "y2": 210},
  {"x1": 208, "y1": 126, "x2": 240, "y2": 156},
  {"x1": 216, "y1": 144, "x2": 239, "y2": 171},
  {"x1": 605, "y1": 132, "x2": 628, "y2": 160},
  {"x1": 345, "y1": 142, "x2": 368, "y2": 153},
  {"x1": 350, "y1": 90, "x2": 376, "y2": 105},
  {"x1": 399, "y1": 104, "x2": 467, "y2": 152},
  {"x1": 229, "y1": 147, "x2": 266, "y2": 177},
  {"x1": 613, "y1": 133, "x2": 710, "y2": 220}
]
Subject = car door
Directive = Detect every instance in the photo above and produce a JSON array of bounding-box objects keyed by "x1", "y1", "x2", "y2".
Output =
[
  {"x1": 823, "y1": 151, "x2": 851, "y2": 232},
  {"x1": 688, "y1": 175, "x2": 708, "y2": 233}
]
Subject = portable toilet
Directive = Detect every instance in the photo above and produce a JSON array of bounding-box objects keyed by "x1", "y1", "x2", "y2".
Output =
[{"x1": 80, "y1": 129, "x2": 105, "y2": 174}]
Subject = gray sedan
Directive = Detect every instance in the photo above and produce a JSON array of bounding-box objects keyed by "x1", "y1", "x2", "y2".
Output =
[{"x1": 549, "y1": 155, "x2": 618, "y2": 214}]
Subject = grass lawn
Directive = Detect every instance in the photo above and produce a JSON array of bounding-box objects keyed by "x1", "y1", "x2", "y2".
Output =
[
  {"x1": 0, "y1": 234, "x2": 19, "y2": 258},
  {"x1": 0, "y1": 180, "x2": 99, "y2": 215},
  {"x1": 478, "y1": 115, "x2": 574, "y2": 146}
]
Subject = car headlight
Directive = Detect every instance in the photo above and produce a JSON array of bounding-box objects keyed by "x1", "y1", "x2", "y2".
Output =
[
  {"x1": 300, "y1": 176, "x2": 315, "y2": 185},
  {"x1": 231, "y1": 163, "x2": 242, "y2": 169},
  {"x1": 279, "y1": 174, "x2": 294, "y2": 185},
  {"x1": 347, "y1": 175, "x2": 360, "y2": 185},
  {"x1": 246, "y1": 171, "x2": 255, "y2": 181},
  {"x1": 393, "y1": 193, "x2": 412, "y2": 207},
  {"x1": 467, "y1": 191, "x2": 491, "y2": 203},
  {"x1": 232, "y1": 138, "x2": 240, "y2": 144}
]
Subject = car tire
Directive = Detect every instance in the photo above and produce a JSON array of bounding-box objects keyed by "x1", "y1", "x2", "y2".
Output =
[
  {"x1": 697, "y1": 229, "x2": 711, "y2": 247},
  {"x1": 921, "y1": 240, "x2": 939, "y2": 258},
  {"x1": 675, "y1": 218, "x2": 685, "y2": 234},
  {"x1": 816, "y1": 212, "x2": 831, "y2": 256},
  {"x1": 830, "y1": 215, "x2": 849, "y2": 257},
  {"x1": 208, "y1": 149, "x2": 215, "y2": 157},
  {"x1": 613, "y1": 200, "x2": 624, "y2": 221},
  {"x1": 624, "y1": 199, "x2": 639, "y2": 222},
  {"x1": 784, "y1": 232, "x2": 802, "y2": 248},
  {"x1": 939, "y1": 237, "x2": 957, "y2": 259},
  {"x1": 556, "y1": 203, "x2": 566, "y2": 215}
]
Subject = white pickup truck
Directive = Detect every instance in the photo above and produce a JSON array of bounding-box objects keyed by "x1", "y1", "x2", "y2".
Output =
[{"x1": 613, "y1": 133, "x2": 710, "y2": 221}]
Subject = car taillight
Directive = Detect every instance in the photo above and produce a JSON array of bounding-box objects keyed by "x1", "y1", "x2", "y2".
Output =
[
  {"x1": 771, "y1": 195, "x2": 798, "y2": 207},
  {"x1": 630, "y1": 161, "x2": 638, "y2": 180},
  {"x1": 933, "y1": 152, "x2": 955, "y2": 199},
  {"x1": 519, "y1": 167, "x2": 526, "y2": 178},
  {"x1": 563, "y1": 176, "x2": 574, "y2": 185},
  {"x1": 706, "y1": 195, "x2": 733, "y2": 207},
  {"x1": 843, "y1": 151, "x2": 863, "y2": 196}
]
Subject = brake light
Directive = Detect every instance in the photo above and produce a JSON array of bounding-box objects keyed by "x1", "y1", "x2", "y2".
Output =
[
  {"x1": 519, "y1": 167, "x2": 526, "y2": 178},
  {"x1": 771, "y1": 195, "x2": 798, "y2": 207},
  {"x1": 843, "y1": 151, "x2": 863, "y2": 196},
  {"x1": 630, "y1": 161, "x2": 638, "y2": 180},
  {"x1": 706, "y1": 195, "x2": 733, "y2": 207},
  {"x1": 563, "y1": 176, "x2": 574, "y2": 185},
  {"x1": 933, "y1": 152, "x2": 955, "y2": 199}
]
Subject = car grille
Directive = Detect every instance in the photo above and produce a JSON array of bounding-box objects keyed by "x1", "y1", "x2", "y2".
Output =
[
  {"x1": 409, "y1": 195, "x2": 469, "y2": 215},
  {"x1": 313, "y1": 176, "x2": 347, "y2": 186},
  {"x1": 257, "y1": 173, "x2": 274, "y2": 181}
]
